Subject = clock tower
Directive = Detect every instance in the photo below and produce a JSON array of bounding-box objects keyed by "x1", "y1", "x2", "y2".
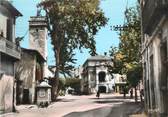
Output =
[{"x1": 29, "y1": 16, "x2": 48, "y2": 77}]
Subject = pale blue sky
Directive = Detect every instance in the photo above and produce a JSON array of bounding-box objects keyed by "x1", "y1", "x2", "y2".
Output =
[{"x1": 13, "y1": 0, "x2": 137, "y2": 67}]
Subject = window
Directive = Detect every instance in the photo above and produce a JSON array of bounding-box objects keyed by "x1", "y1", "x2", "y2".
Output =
[
  {"x1": 90, "y1": 71, "x2": 95, "y2": 81},
  {"x1": 98, "y1": 71, "x2": 106, "y2": 82},
  {"x1": 160, "y1": 40, "x2": 168, "y2": 114},
  {"x1": 6, "y1": 19, "x2": 13, "y2": 41},
  {"x1": 150, "y1": 55, "x2": 156, "y2": 109},
  {"x1": 143, "y1": 62, "x2": 149, "y2": 107}
]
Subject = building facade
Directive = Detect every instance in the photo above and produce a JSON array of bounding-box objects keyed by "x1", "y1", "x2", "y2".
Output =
[
  {"x1": 140, "y1": 0, "x2": 168, "y2": 116},
  {"x1": 113, "y1": 74, "x2": 127, "y2": 93},
  {"x1": 72, "y1": 66, "x2": 83, "y2": 79},
  {"x1": 0, "y1": 1, "x2": 22, "y2": 114},
  {"x1": 81, "y1": 55, "x2": 114, "y2": 94},
  {"x1": 15, "y1": 49, "x2": 45, "y2": 104},
  {"x1": 29, "y1": 16, "x2": 48, "y2": 77},
  {"x1": 15, "y1": 16, "x2": 48, "y2": 104}
]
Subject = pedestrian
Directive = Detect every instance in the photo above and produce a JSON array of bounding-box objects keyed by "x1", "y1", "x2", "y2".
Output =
[
  {"x1": 96, "y1": 89, "x2": 100, "y2": 99},
  {"x1": 123, "y1": 87, "x2": 126, "y2": 98},
  {"x1": 130, "y1": 88, "x2": 133, "y2": 98},
  {"x1": 140, "y1": 89, "x2": 144, "y2": 102}
]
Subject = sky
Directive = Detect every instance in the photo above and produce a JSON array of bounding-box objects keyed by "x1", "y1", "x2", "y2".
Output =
[{"x1": 12, "y1": 0, "x2": 137, "y2": 67}]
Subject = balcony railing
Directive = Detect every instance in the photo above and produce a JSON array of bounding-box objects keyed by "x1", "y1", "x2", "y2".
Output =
[
  {"x1": 0, "y1": 36, "x2": 21, "y2": 59},
  {"x1": 142, "y1": 0, "x2": 168, "y2": 35}
]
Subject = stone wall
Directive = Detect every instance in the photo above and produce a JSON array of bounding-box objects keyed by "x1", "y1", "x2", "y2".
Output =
[
  {"x1": 0, "y1": 74, "x2": 14, "y2": 114},
  {"x1": 15, "y1": 52, "x2": 35, "y2": 88},
  {"x1": 15, "y1": 51, "x2": 36, "y2": 104},
  {"x1": 142, "y1": 17, "x2": 168, "y2": 116}
]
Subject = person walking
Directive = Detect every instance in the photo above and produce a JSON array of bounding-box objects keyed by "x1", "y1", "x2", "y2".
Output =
[
  {"x1": 140, "y1": 89, "x2": 144, "y2": 102},
  {"x1": 130, "y1": 88, "x2": 133, "y2": 98},
  {"x1": 123, "y1": 87, "x2": 126, "y2": 98},
  {"x1": 96, "y1": 89, "x2": 100, "y2": 99}
]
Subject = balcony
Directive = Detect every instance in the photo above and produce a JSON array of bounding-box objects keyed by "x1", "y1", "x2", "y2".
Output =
[
  {"x1": 0, "y1": 36, "x2": 21, "y2": 59},
  {"x1": 142, "y1": 0, "x2": 168, "y2": 35}
]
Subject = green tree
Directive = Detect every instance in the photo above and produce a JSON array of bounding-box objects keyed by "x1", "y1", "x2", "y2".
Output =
[
  {"x1": 39, "y1": 0, "x2": 107, "y2": 100},
  {"x1": 108, "y1": 47, "x2": 125, "y2": 74},
  {"x1": 127, "y1": 64, "x2": 142, "y2": 101},
  {"x1": 119, "y1": 6, "x2": 141, "y2": 64},
  {"x1": 109, "y1": 5, "x2": 142, "y2": 102},
  {"x1": 58, "y1": 78, "x2": 66, "y2": 92},
  {"x1": 65, "y1": 78, "x2": 81, "y2": 94}
]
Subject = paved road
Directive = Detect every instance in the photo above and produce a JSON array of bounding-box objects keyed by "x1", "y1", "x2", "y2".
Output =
[{"x1": 1, "y1": 93, "x2": 144, "y2": 117}]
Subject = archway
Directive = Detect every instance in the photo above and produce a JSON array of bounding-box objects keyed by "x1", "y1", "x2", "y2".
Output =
[{"x1": 98, "y1": 71, "x2": 106, "y2": 82}]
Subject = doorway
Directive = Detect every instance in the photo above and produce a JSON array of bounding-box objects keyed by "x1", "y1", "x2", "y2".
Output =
[
  {"x1": 22, "y1": 89, "x2": 30, "y2": 104},
  {"x1": 99, "y1": 86, "x2": 106, "y2": 93}
]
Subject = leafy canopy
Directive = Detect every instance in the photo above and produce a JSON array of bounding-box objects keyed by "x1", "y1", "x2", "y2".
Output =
[
  {"x1": 39, "y1": 0, "x2": 107, "y2": 76},
  {"x1": 39, "y1": 0, "x2": 107, "y2": 98},
  {"x1": 109, "y1": 5, "x2": 142, "y2": 88}
]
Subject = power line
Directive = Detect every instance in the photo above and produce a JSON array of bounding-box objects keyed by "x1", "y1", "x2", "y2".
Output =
[{"x1": 23, "y1": 29, "x2": 29, "y2": 38}]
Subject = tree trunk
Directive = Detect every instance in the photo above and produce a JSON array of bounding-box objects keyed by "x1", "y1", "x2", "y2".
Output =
[
  {"x1": 51, "y1": 48, "x2": 60, "y2": 101},
  {"x1": 134, "y1": 87, "x2": 138, "y2": 102}
]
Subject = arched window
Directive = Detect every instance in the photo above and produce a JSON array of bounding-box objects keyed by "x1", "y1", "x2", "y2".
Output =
[{"x1": 98, "y1": 71, "x2": 106, "y2": 82}]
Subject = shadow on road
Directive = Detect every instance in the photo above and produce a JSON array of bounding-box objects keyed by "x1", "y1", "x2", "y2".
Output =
[
  {"x1": 91, "y1": 95, "x2": 133, "y2": 105},
  {"x1": 63, "y1": 101, "x2": 144, "y2": 117},
  {"x1": 90, "y1": 96, "x2": 132, "y2": 100},
  {"x1": 63, "y1": 106, "x2": 112, "y2": 117},
  {"x1": 55, "y1": 98, "x2": 76, "y2": 102},
  {"x1": 94, "y1": 100, "x2": 124, "y2": 104}
]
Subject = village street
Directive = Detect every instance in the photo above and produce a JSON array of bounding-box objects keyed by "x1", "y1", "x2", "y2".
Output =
[{"x1": 1, "y1": 93, "x2": 144, "y2": 117}]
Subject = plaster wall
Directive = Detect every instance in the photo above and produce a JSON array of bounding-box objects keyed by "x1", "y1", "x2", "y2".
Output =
[
  {"x1": 15, "y1": 52, "x2": 36, "y2": 103},
  {"x1": 0, "y1": 5, "x2": 15, "y2": 42},
  {"x1": 0, "y1": 74, "x2": 14, "y2": 113}
]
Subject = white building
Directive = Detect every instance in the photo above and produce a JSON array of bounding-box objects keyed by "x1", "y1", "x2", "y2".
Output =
[
  {"x1": 15, "y1": 15, "x2": 49, "y2": 104},
  {"x1": 113, "y1": 74, "x2": 127, "y2": 93},
  {"x1": 72, "y1": 66, "x2": 83, "y2": 79},
  {"x1": 81, "y1": 55, "x2": 114, "y2": 94}
]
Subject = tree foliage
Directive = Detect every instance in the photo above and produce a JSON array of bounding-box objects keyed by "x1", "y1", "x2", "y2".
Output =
[
  {"x1": 119, "y1": 6, "x2": 141, "y2": 64},
  {"x1": 58, "y1": 78, "x2": 66, "y2": 91},
  {"x1": 38, "y1": 0, "x2": 107, "y2": 99},
  {"x1": 127, "y1": 65, "x2": 142, "y2": 88},
  {"x1": 109, "y1": 5, "x2": 142, "y2": 87},
  {"x1": 65, "y1": 78, "x2": 81, "y2": 90}
]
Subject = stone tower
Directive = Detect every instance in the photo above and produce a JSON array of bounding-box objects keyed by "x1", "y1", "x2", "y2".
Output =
[
  {"x1": 29, "y1": 16, "x2": 47, "y2": 60},
  {"x1": 29, "y1": 16, "x2": 48, "y2": 77}
]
